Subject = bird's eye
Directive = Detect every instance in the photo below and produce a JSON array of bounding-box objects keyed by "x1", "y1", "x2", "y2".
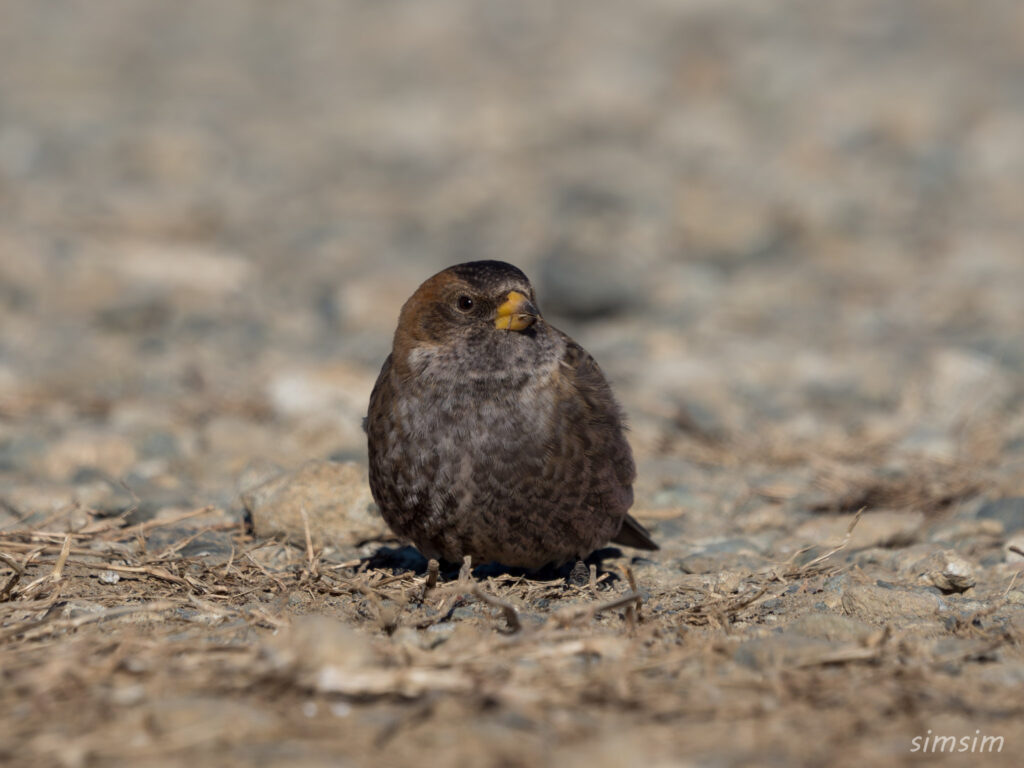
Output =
[{"x1": 456, "y1": 295, "x2": 474, "y2": 312}]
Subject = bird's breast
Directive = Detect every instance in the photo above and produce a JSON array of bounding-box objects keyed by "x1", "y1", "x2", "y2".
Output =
[{"x1": 395, "y1": 356, "x2": 560, "y2": 447}]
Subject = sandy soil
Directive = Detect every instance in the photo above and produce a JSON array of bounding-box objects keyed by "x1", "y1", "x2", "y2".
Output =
[{"x1": 2, "y1": 2, "x2": 1023, "y2": 766}]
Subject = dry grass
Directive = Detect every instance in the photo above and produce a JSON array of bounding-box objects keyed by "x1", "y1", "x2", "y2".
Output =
[{"x1": 2, "y1": 504, "x2": 1022, "y2": 768}]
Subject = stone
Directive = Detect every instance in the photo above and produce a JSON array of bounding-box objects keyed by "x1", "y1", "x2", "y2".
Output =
[
  {"x1": 733, "y1": 635, "x2": 848, "y2": 671},
  {"x1": 537, "y1": 248, "x2": 644, "y2": 321},
  {"x1": 784, "y1": 613, "x2": 876, "y2": 643},
  {"x1": 889, "y1": 543, "x2": 945, "y2": 574},
  {"x1": 677, "y1": 553, "x2": 766, "y2": 574},
  {"x1": 238, "y1": 459, "x2": 286, "y2": 498},
  {"x1": 267, "y1": 615, "x2": 376, "y2": 683},
  {"x1": 56, "y1": 600, "x2": 108, "y2": 620},
  {"x1": 140, "y1": 697, "x2": 278, "y2": 746},
  {"x1": 122, "y1": 489, "x2": 199, "y2": 525},
  {"x1": 676, "y1": 539, "x2": 767, "y2": 575},
  {"x1": 391, "y1": 623, "x2": 455, "y2": 652},
  {"x1": 242, "y1": 460, "x2": 388, "y2": 549},
  {"x1": 41, "y1": 431, "x2": 137, "y2": 481},
  {"x1": 2, "y1": 483, "x2": 76, "y2": 521},
  {"x1": 266, "y1": 615, "x2": 472, "y2": 697},
  {"x1": 895, "y1": 426, "x2": 957, "y2": 462},
  {"x1": 736, "y1": 504, "x2": 790, "y2": 534},
  {"x1": 202, "y1": 416, "x2": 280, "y2": 467},
  {"x1": 146, "y1": 526, "x2": 236, "y2": 563},
  {"x1": 108, "y1": 242, "x2": 253, "y2": 295},
  {"x1": 794, "y1": 510, "x2": 924, "y2": 550},
  {"x1": 94, "y1": 297, "x2": 172, "y2": 333},
  {"x1": 910, "y1": 550, "x2": 976, "y2": 593},
  {"x1": 71, "y1": 470, "x2": 137, "y2": 517},
  {"x1": 841, "y1": 584, "x2": 946, "y2": 623},
  {"x1": 926, "y1": 518, "x2": 1004, "y2": 543},
  {"x1": 140, "y1": 506, "x2": 236, "y2": 558},
  {"x1": 266, "y1": 364, "x2": 375, "y2": 419},
  {"x1": 0, "y1": 434, "x2": 46, "y2": 473},
  {"x1": 0, "y1": 504, "x2": 19, "y2": 530},
  {"x1": 1005, "y1": 535, "x2": 1024, "y2": 564},
  {"x1": 924, "y1": 349, "x2": 1012, "y2": 432},
  {"x1": 138, "y1": 430, "x2": 181, "y2": 460},
  {"x1": 977, "y1": 497, "x2": 1024, "y2": 534}
]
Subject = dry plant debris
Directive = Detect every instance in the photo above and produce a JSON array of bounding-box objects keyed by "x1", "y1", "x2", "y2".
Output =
[{"x1": 1, "y1": 503, "x2": 1022, "y2": 768}]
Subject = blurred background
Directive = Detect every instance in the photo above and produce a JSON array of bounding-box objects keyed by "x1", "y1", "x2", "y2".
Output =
[
  {"x1": 1, "y1": 0, "x2": 1023, "y2": 523},
  {"x1": 3, "y1": 4, "x2": 1024, "y2": 766}
]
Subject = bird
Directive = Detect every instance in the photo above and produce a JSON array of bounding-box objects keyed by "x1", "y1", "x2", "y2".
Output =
[{"x1": 365, "y1": 260, "x2": 657, "y2": 570}]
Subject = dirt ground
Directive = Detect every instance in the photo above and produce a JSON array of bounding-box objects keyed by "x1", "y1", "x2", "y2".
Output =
[{"x1": 2, "y1": 2, "x2": 1024, "y2": 766}]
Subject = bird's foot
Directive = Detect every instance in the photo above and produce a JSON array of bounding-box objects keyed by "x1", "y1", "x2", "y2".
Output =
[
  {"x1": 567, "y1": 559, "x2": 589, "y2": 587},
  {"x1": 420, "y1": 558, "x2": 440, "y2": 599},
  {"x1": 458, "y1": 555, "x2": 473, "y2": 583}
]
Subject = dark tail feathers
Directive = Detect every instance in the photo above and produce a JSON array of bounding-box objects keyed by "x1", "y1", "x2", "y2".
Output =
[{"x1": 612, "y1": 513, "x2": 659, "y2": 551}]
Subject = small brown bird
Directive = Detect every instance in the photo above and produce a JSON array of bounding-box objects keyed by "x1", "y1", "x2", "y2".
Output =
[{"x1": 365, "y1": 260, "x2": 657, "y2": 569}]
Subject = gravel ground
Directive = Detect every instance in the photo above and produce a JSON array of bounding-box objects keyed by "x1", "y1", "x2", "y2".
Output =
[{"x1": 2, "y1": 2, "x2": 1023, "y2": 766}]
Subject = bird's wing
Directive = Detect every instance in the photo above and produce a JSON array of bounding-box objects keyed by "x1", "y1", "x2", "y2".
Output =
[
  {"x1": 556, "y1": 337, "x2": 657, "y2": 551},
  {"x1": 558, "y1": 338, "x2": 636, "y2": 489}
]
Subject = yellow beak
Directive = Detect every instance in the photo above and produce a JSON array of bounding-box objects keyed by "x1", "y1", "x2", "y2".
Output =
[{"x1": 494, "y1": 290, "x2": 538, "y2": 331}]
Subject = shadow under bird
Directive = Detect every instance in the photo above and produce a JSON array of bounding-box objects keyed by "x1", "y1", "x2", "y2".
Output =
[{"x1": 365, "y1": 260, "x2": 657, "y2": 570}]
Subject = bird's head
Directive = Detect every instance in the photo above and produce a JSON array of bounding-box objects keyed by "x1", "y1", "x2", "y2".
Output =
[{"x1": 392, "y1": 260, "x2": 547, "y2": 378}]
